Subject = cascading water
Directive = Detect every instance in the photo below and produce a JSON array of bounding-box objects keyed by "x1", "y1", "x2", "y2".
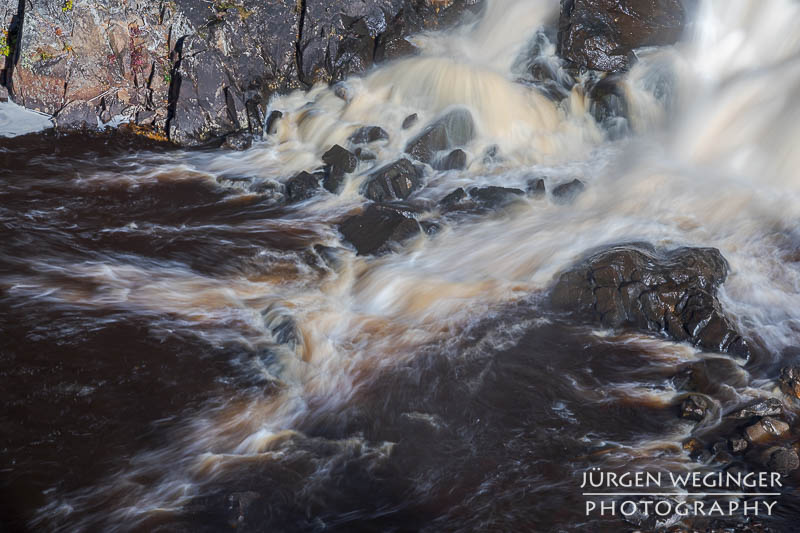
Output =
[{"x1": 2, "y1": 0, "x2": 800, "y2": 531}]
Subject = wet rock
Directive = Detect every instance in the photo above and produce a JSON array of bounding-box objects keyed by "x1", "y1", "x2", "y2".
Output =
[
  {"x1": 322, "y1": 144, "x2": 358, "y2": 194},
  {"x1": 527, "y1": 178, "x2": 546, "y2": 197},
  {"x1": 557, "y1": 0, "x2": 687, "y2": 72},
  {"x1": 469, "y1": 186, "x2": 525, "y2": 209},
  {"x1": 728, "y1": 398, "x2": 783, "y2": 420},
  {"x1": 762, "y1": 446, "x2": 800, "y2": 476},
  {"x1": 265, "y1": 110, "x2": 283, "y2": 135},
  {"x1": 349, "y1": 125, "x2": 389, "y2": 145},
  {"x1": 435, "y1": 149, "x2": 468, "y2": 171},
  {"x1": 362, "y1": 158, "x2": 423, "y2": 202},
  {"x1": 745, "y1": 417, "x2": 790, "y2": 444},
  {"x1": 730, "y1": 436, "x2": 748, "y2": 453},
  {"x1": 217, "y1": 175, "x2": 254, "y2": 191},
  {"x1": 222, "y1": 131, "x2": 254, "y2": 151},
  {"x1": 550, "y1": 244, "x2": 751, "y2": 357},
  {"x1": 405, "y1": 108, "x2": 476, "y2": 164},
  {"x1": 779, "y1": 366, "x2": 800, "y2": 400},
  {"x1": 0, "y1": 85, "x2": 8, "y2": 103},
  {"x1": 285, "y1": 171, "x2": 321, "y2": 203},
  {"x1": 354, "y1": 147, "x2": 376, "y2": 161},
  {"x1": 552, "y1": 179, "x2": 585, "y2": 202},
  {"x1": 589, "y1": 74, "x2": 629, "y2": 137},
  {"x1": 339, "y1": 204, "x2": 421, "y2": 256},
  {"x1": 680, "y1": 394, "x2": 709, "y2": 421},
  {"x1": 402, "y1": 113, "x2": 418, "y2": 129},
  {"x1": 439, "y1": 188, "x2": 468, "y2": 211}
]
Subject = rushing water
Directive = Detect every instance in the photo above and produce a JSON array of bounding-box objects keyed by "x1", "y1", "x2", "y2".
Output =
[{"x1": 2, "y1": 0, "x2": 800, "y2": 531}]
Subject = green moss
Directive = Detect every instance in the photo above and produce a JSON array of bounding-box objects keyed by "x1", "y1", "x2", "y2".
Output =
[{"x1": 0, "y1": 31, "x2": 9, "y2": 57}]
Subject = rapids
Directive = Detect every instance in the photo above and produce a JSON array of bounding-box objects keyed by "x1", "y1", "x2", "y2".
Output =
[{"x1": 2, "y1": 0, "x2": 800, "y2": 531}]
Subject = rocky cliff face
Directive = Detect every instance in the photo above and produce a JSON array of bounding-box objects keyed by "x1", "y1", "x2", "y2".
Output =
[{"x1": 0, "y1": 0, "x2": 482, "y2": 145}]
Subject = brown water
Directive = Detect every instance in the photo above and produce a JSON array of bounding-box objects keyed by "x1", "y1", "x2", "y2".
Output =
[{"x1": 3, "y1": 0, "x2": 800, "y2": 531}]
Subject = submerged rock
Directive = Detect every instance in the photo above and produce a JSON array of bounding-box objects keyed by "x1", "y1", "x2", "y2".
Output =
[
  {"x1": 435, "y1": 149, "x2": 468, "y2": 171},
  {"x1": 362, "y1": 158, "x2": 423, "y2": 202},
  {"x1": 405, "y1": 108, "x2": 476, "y2": 164},
  {"x1": 552, "y1": 179, "x2": 585, "y2": 202},
  {"x1": 339, "y1": 204, "x2": 421, "y2": 255},
  {"x1": 349, "y1": 126, "x2": 389, "y2": 145},
  {"x1": 589, "y1": 74, "x2": 629, "y2": 136},
  {"x1": 526, "y1": 178, "x2": 546, "y2": 197},
  {"x1": 468, "y1": 186, "x2": 525, "y2": 209},
  {"x1": 557, "y1": 0, "x2": 687, "y2": 72},
  {"x1": 285, "y1": 171, "x2": 321, "y2": 203},
  {"x1": 762, "y1": 446, "x2": 800, "y2": 476},
  {"x1": 550, "y1": 244, "x2": 751, "y2": 358}
]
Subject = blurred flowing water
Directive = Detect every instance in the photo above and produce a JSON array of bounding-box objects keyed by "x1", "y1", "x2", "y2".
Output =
[{"x1": 2, "y1": 0, "x2": 800, "y2": 531}]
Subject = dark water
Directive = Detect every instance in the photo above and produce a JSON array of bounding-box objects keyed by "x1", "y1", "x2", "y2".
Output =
[{"x1": 2, "y1": 131, "x2": 799, "y2": 532}]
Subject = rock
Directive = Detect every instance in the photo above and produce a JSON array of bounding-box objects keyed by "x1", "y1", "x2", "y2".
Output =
[
  {"x1": 322, "y1": 144, "x2": 358, "y2": 194},
  {"x1": 680, "y1": 394, "x2": 709, "y2": 421},
  {"x1": 354, "y1": 147, "x2": 376, "y2": 161},
  {"x1": 0, "y1": 85, "x2": 7, "y2": 102},
  {"x1": 527, "y1": 178, "x2": 546, "y2": 197},
  {"x1": 349, "y1": 125, "x2": 389, "y2": 145},
  {"x1": 285, "y1": 171, "x2": 321, "y2": 203},
  {"x1": 589, "y1": 74, "x2": 629, "y2": 136},
  {"x1": 222, "y1": 131, "x2": 254, "y2": 151},
  {"x1": 552, "y1": 179, "x2": 585, "y2": 202},
  {"x1": 217, "y1": 176, "x2": 254, "y2": 191},
  {"x1": 557, "y1": 0, "x2": 686, "y2": 72},
  {"x1": 265, "y1": 110, "x2": 283, "y2": 135},
  {"x1": 468, "y1": 186, "x2": 525, "y2": 209},
  {"x1": 745, "y1": 417, "x2": 790, "y2": 444},
  {"x1": 405, "y1": 108, "x2": 476, "y2": 164},
  {"x1": 779, "y1": 366, "x2": 800, "y2": 400},
  {"x1": 730, "y1": 437, "x2": 748, "y2": 453},
  {"x1": 6, "y1": 0, "x2": 484, "y2": 143},
  {"x1": 439, "y1": 188, "x2": 468, "y2": 211},
  {"x1": 339, "y1": 204, "x2": 421, "y2": 255},
  {"x1": 762, "y1": 446, "x2": 800, "y2": 476},
  {"x1": 550, "y1": 244, "x2": 751, "y2": 357},
  {"x1": 728, "y1": 398, "x2": 783, "y2": 420},
  {"x1": 435, "y1": 149, "x2": 468, "y2": 171},
  {"x1": 362, "y1": 158, "x2": 423, "y2": 202},
  {"x1": 402, "y1": 113, "x2": 418, "y2": 129}
]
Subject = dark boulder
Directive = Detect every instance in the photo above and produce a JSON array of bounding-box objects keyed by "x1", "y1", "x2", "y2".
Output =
[
  {"x1": 285, "y1": 171, "x2": 321, "y2": 203},
  {"x1": 405, "y1": 108, "x2": 476, "y2": 164},
  {"x1": 552, "y1": 179, "x2": 585, "y2": 202},
  {"x1": 349, "y1": 126, "x2": 389, "y2": 145},
  {"x1": 339, "y1": 204, "x2": 421, "y2": 255},
  {"x1": 557, "y1": 0, "x2": 686, "y2": 72},
  {"x1": 762, "y1": 446, "x2": 800, "y2": 476},
  {"x1": 362, "y1": 158, "x2": 423, "y2": 202},
  {"x1": 550, "y1": 244, "x2": 751, "y2": 358},
  {"x1": 322, "y1": 144, "x2": 358, "y2": 194},
  {"x1": 265, "y1": 110, "x2": 283, "y2": 135},
  {"x1": 779, "y1": 366, "x2": 800, "y2": 401},
  {"x1": 435, "y1": 149, "x2": 468, "y2": 171}
]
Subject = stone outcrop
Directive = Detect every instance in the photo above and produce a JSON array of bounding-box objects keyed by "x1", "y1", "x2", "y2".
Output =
[
  {"x1": 557, "y1": 0, "x2": 686, "y2": 72},
  {"x1": 339, "y1": 203, "x2": 421, "y2": 255},
  {"x1": 550, "y1": 244, "x2": 751, "y2": 358},
  {"x1": 0, "y1": 0, "x2": 484, "y2": 144}
]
